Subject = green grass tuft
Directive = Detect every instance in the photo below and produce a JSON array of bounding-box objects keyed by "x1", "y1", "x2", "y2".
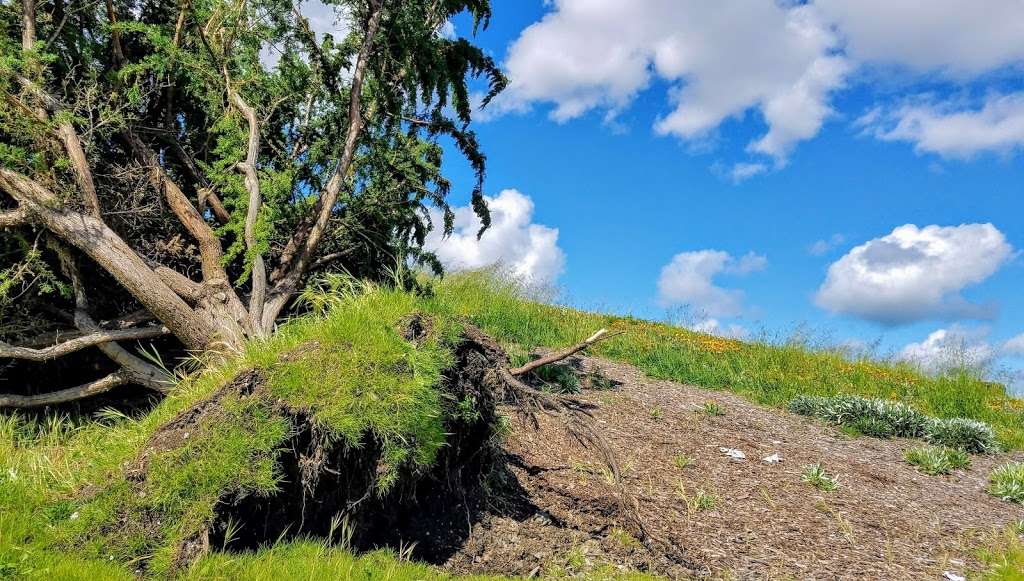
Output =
[
  {"x1": 802, "y1": 463, "x2": 839, "y2": 492},
  {"x1": 988, "y1": 462, "x2": 1024, "y2": 504},
  {"x1": 903, "y1": 446, "x2": 970, "y2": 475}
]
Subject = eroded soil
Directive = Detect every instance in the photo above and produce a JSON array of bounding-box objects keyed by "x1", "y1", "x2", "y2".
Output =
[{"x1": 443, "y1": 355, "x2": 1024, "y2": 580}]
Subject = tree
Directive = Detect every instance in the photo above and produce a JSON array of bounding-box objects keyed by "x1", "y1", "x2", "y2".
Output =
[{"x1": 0, "y1": 0, "x2": 505, "y2": 406}]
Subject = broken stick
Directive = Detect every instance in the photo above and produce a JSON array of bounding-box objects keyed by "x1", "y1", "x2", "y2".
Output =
[{"x1": 507, "y1": 328, "x2": 619, "y2": 376}]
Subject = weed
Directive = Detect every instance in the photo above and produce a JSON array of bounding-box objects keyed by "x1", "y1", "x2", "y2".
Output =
[
  {"x1": 904, "y1": 446, "x2": 971, "y2": 475},
  {"x1": 925, "y1": 418, "x2": 1000, "y2": 454},
  {"x1": 988, "y1": 462, "x2": 1024, "y2": 504},
  {"x1": 673, "y1": 454, "x2": 694, "y2": 469},
  {"x1": 584, "y1": 368, "x2": 617, "y2": 391},
  {"x1": 608, "y1": 527, "x2": 641, "y2": 549},
  {"x1": 802, "y1": 463, "x2": 839, "y2": 492},
  {"x1": 689, "y1": 488, "x2": 718, "y2": 512},
  {"x1": 702, "y1": 402, "x2": 725, "y2": 416},
  {"x1": 649, "y1": 406, "x2": 664, "y2": 421}
]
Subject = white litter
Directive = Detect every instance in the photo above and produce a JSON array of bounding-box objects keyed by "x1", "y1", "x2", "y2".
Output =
[
  {"x1": 762, "y1": 453, "x2": 782, "y2": 464},
  {"x1": 719, "y1": 447, "x2": 746, "y2": 460},
  {"x1": 943, "y1": 572, "x2": 965, "y2": 581}
]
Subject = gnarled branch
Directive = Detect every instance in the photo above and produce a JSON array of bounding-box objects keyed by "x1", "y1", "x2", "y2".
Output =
[{"x1": 226, "y1": 73, "x2": 268, "y2": 333}]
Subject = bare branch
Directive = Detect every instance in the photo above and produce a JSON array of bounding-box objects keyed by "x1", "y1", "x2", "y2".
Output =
[
  {"x1": 225, "y1": 73, "x2": 268, "y2": 333},
  {"x1": 508, "y1": 329, "x2": 621, "y2": 376},
  {"x1": 0, "y1": 371, "x2": 131, "y2": 408},
  {"x1": 0, "y1": 326, "x2": 169, "y2": 361}
]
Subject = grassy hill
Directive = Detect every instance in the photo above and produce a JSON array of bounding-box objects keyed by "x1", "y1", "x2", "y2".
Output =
[{"x1": 1, "y1": 273, "x2": 1022, "y2": 579}]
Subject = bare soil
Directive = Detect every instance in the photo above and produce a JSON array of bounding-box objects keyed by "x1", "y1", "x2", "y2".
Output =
[{"x1": 444, "y1": 354, "x2": 1024, "y2": 580}]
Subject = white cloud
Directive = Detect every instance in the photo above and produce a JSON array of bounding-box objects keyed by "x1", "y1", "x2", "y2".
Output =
[
  {"x1": 657, "y1": 250, "x2": 766, "y2": 316},
  {"x1": 261, "y1": 0, "x2": 352, "y2": 69},
  {"x1": 691, "y1": 318, "x2": 750, "y2": 340},
  {"x1": 423, "y1": 189, "x2": 566, "y2": 285},
  {"x1": 483, "y1": 0, "x2": 1024, "y2": 174},
  {"x1": 1003, "y1": 334, "x2": 1024, "y2": 357},
  {"x1": 729, "y1": 162, "x2": 770, "y2": 183},
  {"x1": 496, "y1": 0, "x2": 849, "y2": 165},
  {"x1": 899, "y1": 325, "x2": 995, "y2": 372},
  {"x1": 859, "y1": 93, "x2": 1024, "y2": 159},
  {"x1": 815, "y1": 0, "x2": 1024, "y2": 76},
  {"x1": 815, "y1": 224, "x2": 1013, "y2": 325},
  {"x1": 809, "y1": 233, "x2": 846, "y2": 256}
]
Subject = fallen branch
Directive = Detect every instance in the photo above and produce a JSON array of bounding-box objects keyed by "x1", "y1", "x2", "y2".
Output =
[
  {"x1": 0, "y1": 371, "x2": 130, "y2": 408},
  {"x1": 0, "y1": 326, "x2": 169, "y2": 361},
  {"x1": 508, "y1": 328, "x2": 620, "y2": 376}
]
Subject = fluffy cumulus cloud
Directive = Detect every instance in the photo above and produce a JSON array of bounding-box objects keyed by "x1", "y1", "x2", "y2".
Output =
[
  {"x1": 899, "y1": 325, "x2": 996, "y2": 372},
  {"x1": 657, "y1": 250, "x2": 766, "y2": 316},
  {"x1": 423, "y1": 189, "x2": 565, "y2": 285},
  {"x1": 815, "y1": 224, "x2": 1013, "y2": 325},
  {"x1": 691, "y1": 318, "x2": 750, "y2": 340},
  {"x1": 858, "y1": 93, "x2": 1024, "y2": 159},
  {"x1": 815, "y1": 0, "x2": 1024, "y2": 76},
  {"x1": 486, "y1": 0, "x2": 1024, "y2": 173},
  {"x1": 496, "y1": 0, "x2": 849, "y2": 166}
]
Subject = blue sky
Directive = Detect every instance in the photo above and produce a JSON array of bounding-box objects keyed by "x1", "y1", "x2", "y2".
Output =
[{"x1": 412, "y1": 1, "x2": 1024, "y2": 392}]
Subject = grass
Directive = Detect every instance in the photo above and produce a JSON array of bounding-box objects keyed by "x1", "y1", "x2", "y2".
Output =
[
  {"x1": 988, "y1": 462, "x2": 1024, "y2": 504},
  {"x1": 673, "y1": 454, "x2": 694, "y2": 469},
  {"x1": 802, "y1": 463, "x2": 840, "y2": 492},
  {"x1": 789, "y1": 394, "x2": 1001, "y2": 453},
  {"x1": 428, "y1": 273, "x2": 1024, "y2": 450},
  {"x1": 903, "y1": 446, "x2": 970, "y2": 475},
  {"x1": 3, "y1": 271, "x2": 1024, "y2": 578},
  {"x1": 702, "y1": 402, "x2": 725, "y2": 416}
]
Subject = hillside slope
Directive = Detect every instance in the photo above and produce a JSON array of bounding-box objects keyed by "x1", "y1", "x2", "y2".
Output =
[
  {"x1": 1, "y1": 274, "x2": 1022, "y2": 579},
  {"x1": 442, "y1": 353, "x2": 1024, "y2": 579}
]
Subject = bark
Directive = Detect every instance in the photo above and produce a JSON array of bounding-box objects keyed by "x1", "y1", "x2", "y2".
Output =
[
  {"x1": 0, "y1": 207, "x2": 28, "y2": 228},
  {"x1": 0, "y1": 168, "x2": 218, "y2": 350}
]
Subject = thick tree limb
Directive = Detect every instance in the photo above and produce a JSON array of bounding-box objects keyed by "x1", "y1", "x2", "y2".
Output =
[
  {"x1": 0, "y1": 207, "x2": 28, "y2": 228},
  {"x1": 262, "y1": 2, "x2": 384, "y2": 330},
  {"x1": 0, "y1": 326, "x2": 169, "y2": 361},
  {"x1": 0, "y1": 372, "x2": 130, "y2": 408},
  {"x1": 508, "y1": 329, "x2": 619, "y2": 376},
  {"x1": 0, "y1": 168, "x2": 216, "y2": 349},
  {"x1": 226, "y1": 76, "x2": 268, "y2": 333}
]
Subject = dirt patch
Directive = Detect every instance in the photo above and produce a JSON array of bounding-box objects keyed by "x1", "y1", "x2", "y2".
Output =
[{"x1": 443, "y1": 354, "x2": 1024, "y2": 579}]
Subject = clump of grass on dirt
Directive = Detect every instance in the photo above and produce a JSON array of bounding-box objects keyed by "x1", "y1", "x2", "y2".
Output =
[
  {"x1": 903, "y1": 445, "x2": 970, "y2": 475},
  {"x1": 802, "y1": 463, "x2": 839, "y2": 492},
  {"x1": 702, "y1": 402, "x2": 725, "y2": 416},
  {"x1": 429, "y1": 273, "x2": 1024, "y2": 450},
  {"x1": 988, "y1": 462, "x2": 1024, "y2": 504},
  {"x1": 788, "y1": 394, "x2": 1000, "y2": 453}
]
